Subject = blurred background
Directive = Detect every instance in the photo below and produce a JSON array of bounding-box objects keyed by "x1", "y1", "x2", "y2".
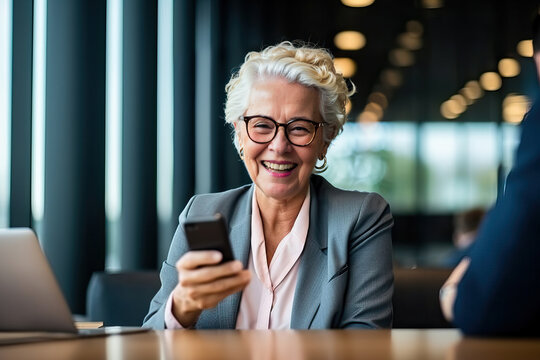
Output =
[{"x1": 1, "y1": 0, "x2": 539, "y2": 314}]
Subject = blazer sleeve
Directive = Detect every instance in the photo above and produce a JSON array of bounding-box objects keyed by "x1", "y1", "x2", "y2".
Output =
[
  {"x1": 340, "y1": 192, "x2": 394, "y2": 329},
  {"x1": 453, "y1": 101, "x2": 540, "y2": 336},
  {"x1": 142, "y1": 197, "x2": 195, "y2": 329}
]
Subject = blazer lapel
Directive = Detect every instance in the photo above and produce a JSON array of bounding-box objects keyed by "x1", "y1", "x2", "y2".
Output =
[
  {"x1": 290, "y1": 180, "x2": 328, "y2": 329},
  {"x1": 217, "y1": 186, "x2": 253, "y2": 329}
]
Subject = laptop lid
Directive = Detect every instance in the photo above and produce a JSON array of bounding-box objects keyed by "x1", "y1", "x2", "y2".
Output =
[{"x1": 0, "y1": 228, "x2": 77, "y2": 333}]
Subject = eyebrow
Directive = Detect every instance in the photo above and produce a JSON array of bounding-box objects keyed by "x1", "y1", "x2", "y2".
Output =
[{"x1": 245, "y1": 114, "x2": 316, "y2": 123}]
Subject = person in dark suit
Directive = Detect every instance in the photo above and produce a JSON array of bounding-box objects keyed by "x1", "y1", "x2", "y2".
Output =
[
  {"x1": 143, "y1": 42, "x2": 394, "y2": 330},
  {"x1": 440, "y1": 15, "x2": 540, "y2": 336}
]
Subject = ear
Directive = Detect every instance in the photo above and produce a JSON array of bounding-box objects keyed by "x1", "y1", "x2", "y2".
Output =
[{"x1": 234, "y1": 123, "x2": 243, "y2": 148}]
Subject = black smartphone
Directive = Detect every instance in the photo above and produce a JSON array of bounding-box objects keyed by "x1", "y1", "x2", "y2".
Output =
[{"x1": 183, "y1": 213, "x2": 235, "y2": 263}]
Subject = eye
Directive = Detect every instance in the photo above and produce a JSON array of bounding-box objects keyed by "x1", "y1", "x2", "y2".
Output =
[
  {"x1": 248, "y1": 117, "x2": 275, "y2": 134},
  {"x1": 288, "y1": 121, "x2": 313, "y2": 135},
  {"x1": 252, "y1": 120, "x2": 273, "y2": 129}
]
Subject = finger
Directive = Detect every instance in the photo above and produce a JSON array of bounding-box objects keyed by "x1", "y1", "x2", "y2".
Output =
[
  {"x1": 186, "y1": 270, "x2": 251, "y2": 300},
  {"x1": 190, "y1": 271, "x2": 252, "y2": 309},
  {"x1": 176, "y1": 250, "x2": 223, "y2": 270},
  {"x1": 180, "y1": 260, "x2": 244, "y2": 286},
  {"x1": 444, "y1": 257, "x2": 471, "y2": 286}
]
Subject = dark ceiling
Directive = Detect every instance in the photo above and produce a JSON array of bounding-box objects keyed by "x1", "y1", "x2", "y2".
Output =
[{"x1": 253, "y1": 0, "x2": 540, "y2": 122}]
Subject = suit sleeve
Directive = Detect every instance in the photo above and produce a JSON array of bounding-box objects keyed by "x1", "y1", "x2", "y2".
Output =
[
  {"x1": 453, "y1": 101, "x2": 540, "y2": 336},
  {"x1": 341, "y1": 192, "x2": 394, "y2": 329},
  {"x1": 142, "y1": 196, "x2": 196, "y2": 329}
]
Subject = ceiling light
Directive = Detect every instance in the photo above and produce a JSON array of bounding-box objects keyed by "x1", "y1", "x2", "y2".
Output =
[
  {"x1": 341, "y1": 0, "x2": 375, "y2": 7},
  {"x1": 498, "y1": 58, "x2": 520, "y2": 77},
  {"x1": 458, "y1": 89, "x2": 474, "y2": 105},
  {"x1": 356, "y1": 110, "x2": 379, "y2": 123},
  {"x1": 479, "y1": 72, "x2": 502, "y2": 91},
  {"x1": 397, "y1": 33, "x2": 423, "y2": 50},
  {"x1": 334, "y1": 31, "x2": 366, "y2": 50},
  {"x1": 333, "y1": 57, "x2": 357, "y2": 78},
  {"x1": 462, "y1": 80, "x2": 483, "y2": 100},
  {"x1": 422, "y1": 0, "x2": 444, "y2": 9},
  {"x1": 365, "y1": 102, "x2": 384, "y2": 119},
  {"x1": 450, "y1": 94, "x2": 467, "y2": 109},
  {"x1": 406, "y1": 20, "x2": 424, "y2": 37},
  {"x1": 440, "y1": 101, "x2": 459, "y2": 119},
  {"x1": 446, "y1": 98, "x2": 465, "y2": 115},
  {"x1": 503, "y1": 94, "x2": 530, "y2": 124},
  {"x1": 380, "y1": 69, "x2": 403, "y2": 87},
  {"x1": 389, "y1": 48, "x2": 415, "y2": 67},
  {"x1": 517, "y1": 40, "x2": 533, "y2": 57},
  {"x1": 368, "y1": 92, "x2": 388, "y2": 109}
]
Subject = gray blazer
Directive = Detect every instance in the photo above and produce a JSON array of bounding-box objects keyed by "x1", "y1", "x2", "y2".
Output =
[{"x1": 143, "y1": 175, "x2": 394, "y2": 329}]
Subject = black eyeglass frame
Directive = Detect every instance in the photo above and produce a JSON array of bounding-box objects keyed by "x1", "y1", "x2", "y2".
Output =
[{"x1": 240, "y1": 115, "x2": 325, "y2": 147}]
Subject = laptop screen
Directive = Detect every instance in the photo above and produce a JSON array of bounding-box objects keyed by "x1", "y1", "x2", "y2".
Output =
[{"x1": 0, "y1": 228, "x2": 77, "y2": 333}]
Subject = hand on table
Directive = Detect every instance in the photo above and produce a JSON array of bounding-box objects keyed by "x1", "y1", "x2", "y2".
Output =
[{"x1": 440, "y1": 257, "x2": 471, "y2": 322}]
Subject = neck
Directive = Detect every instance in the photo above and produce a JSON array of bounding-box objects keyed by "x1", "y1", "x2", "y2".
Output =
[
  {"x1": 254, "y1": 186, "x2": 309, "y2": 264},
  {"x1": 255, "y1": 187, "x2": 308, "y2": 229}
]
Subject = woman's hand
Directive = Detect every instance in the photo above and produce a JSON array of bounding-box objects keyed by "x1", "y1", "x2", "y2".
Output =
[{"x1": 171, "y1": 250, "x2": 251, "y2": 328}]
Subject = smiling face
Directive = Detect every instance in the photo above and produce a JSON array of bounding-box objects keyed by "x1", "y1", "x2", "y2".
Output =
[{"x1": 236, "y1": 77, "x2": 327, "y2": 204}]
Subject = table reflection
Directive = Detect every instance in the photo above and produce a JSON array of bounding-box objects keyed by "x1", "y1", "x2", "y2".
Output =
[{"x1": 449, "y1": 336, "x2": 540, "y2": 360}]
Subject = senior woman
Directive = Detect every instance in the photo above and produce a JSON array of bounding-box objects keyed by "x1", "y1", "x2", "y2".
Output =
[{"x1": 143, "y1": 41, "x2": 394, "y2": 330}]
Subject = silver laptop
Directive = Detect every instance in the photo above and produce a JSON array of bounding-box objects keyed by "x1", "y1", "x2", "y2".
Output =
[{"x1": 0, "y1": 228, "x2": 147, "y2": 345}]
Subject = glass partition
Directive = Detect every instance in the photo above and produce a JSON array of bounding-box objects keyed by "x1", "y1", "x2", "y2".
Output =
[{"x1": 323, "y1": 121, "x2": 520, "y2": 214}]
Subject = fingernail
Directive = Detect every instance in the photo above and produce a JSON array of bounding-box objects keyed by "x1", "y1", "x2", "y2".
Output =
[{"x1": 213, "y1": 251, "x2": 222, "y2": 261}]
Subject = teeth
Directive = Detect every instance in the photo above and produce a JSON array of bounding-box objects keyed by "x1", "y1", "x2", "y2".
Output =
[{"x1": 263, "y1": 161, "x2": 294, "y2": 171}]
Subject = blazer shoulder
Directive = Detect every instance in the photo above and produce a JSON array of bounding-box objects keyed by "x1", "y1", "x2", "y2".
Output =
[
  {"x1": 185, "y1": 184, "x2": 253, "y2": 220},
  {"x1": 312, "y1": 175, "x2": 390, "y2": 212}
]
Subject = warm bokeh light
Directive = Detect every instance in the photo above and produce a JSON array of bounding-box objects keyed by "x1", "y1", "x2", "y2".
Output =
[
  {"x1": 450, "y1": 94, "x2": 467, "y2": 109},
  {"x1": 458, "y1": 88, "x2": 474, "y2": 105},
  {"x1": 368, "y1": 91, "x2": 388, "y2": 109},
  {"x1": 462, "y1": 80, "x2": 483, "y2": 100},
  {"x1": 440, "y1": 101, "x2": 459, "y2": 119},
  {"x1": 341, "y1": 0, "x2": 375, "y2": 7},
  {"x1": 345, "y1": 99, "x2": 352, "y2": 114},
  {"x1": 479, "y1": 72, "x2": 502, "y2": 91},
  {"x1": 498, "y1": 58, "x2": 520, "y2": 77},
  {"x1": 333, "y1": 57, "x2": 357, "y2": 78},
  {"x1": 380, "y1": 69, "x2": 403, "y2": 87},
  {"x1": 517, "y1": 40, "x2": 533, "y2": 57},
  {"x1": 334, "y1": 31, "x2": 366, "y2": 50},
  {"x1": 406, "y1": 20, "x2": 424, "y2": 37},
  {"x1": 397, "y1": 32, "x2": 423, "y2": 50},
  {"x1": 356, "y1": 110, "x2": 379, "y2": 123},
  {"x1": 422, "y1": 0, "x2": 444, "y2": 9},
  {"x1": 389, "y1": 48, "x2": 415, "y2": 67},
  {"x1": 503, "y1": 93, "x2": 530, "y2": 124},
  {"x1": 365, "y1": 102, "x2": 384, "y2": 120},
  {"x1": 446, "y1": 98, "x2": 465, "y2": 115}
]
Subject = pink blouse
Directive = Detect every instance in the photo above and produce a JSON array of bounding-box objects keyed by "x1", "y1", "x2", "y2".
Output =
[{"x1": 164, "y1": 189, "x2": 310, "y2": 329}]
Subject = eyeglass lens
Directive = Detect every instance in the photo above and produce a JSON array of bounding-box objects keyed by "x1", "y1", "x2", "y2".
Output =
[{"x1": 246, "y1": 117, "x2": 317, "y2": 146}]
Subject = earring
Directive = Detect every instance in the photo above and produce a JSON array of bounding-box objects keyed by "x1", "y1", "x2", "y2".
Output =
[
  {"x1": 314, "y1": 155, "x2": 328, "y2": 173},
  {"x1": 239, "y1": 146, "x2": 244, "y2": 160}
]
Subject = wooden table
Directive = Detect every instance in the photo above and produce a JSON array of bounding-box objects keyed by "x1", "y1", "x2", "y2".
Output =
[{"x1": 1, "y1": 329, "x2": 540, "y2": 360}]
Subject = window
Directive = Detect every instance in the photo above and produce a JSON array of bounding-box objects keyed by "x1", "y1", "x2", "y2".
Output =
[
  {"x1": 323, "y1": 121, "x2": 520, "y2": 214},
  {"x1": 0, "y1": 0, "x2": 13, "y2": 228}
]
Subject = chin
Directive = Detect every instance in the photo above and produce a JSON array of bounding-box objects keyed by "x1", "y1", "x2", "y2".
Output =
[{"x1": 259, "y1": 182, "x2": 305, "y2": 201}]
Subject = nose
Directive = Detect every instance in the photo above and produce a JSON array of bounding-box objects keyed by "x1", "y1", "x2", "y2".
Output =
[{"x1": 268, "y1": 126, "x2": 292, "y2": 153}]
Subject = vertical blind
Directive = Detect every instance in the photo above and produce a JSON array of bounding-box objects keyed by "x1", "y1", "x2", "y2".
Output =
[{"x1": 5, "y1": 0, "x2": 255, "y2": 314}]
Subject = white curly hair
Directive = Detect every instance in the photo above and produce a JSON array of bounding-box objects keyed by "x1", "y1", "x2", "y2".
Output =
[{"x1": 224, "y1": 41, "x2": 355, "y2": 152}]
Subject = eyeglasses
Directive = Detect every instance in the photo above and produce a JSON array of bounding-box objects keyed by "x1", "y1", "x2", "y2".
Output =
[{"x1": 240, "y1": 115, "x2": 325, "y2": 147}]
